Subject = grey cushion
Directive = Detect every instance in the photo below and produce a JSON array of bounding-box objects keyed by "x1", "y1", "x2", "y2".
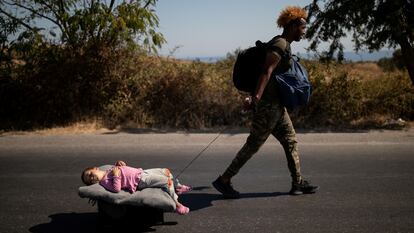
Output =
[{"x1": 78, "y1": 165, "x2": 176, "y2": 212}]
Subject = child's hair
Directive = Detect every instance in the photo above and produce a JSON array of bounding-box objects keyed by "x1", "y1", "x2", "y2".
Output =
[
  {"x1": 81, "y1": 167, "x2": 96, "y2": 185},
  {"x1": 277, "y1": 6, "x2": 308, "y2": 28}
]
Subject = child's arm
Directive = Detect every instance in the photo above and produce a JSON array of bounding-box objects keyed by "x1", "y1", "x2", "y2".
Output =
[
  {"x1": 115, "y1": 160, "x2": 126, "y2": 166},
  {"x1": 100, "y1": 167, "x2": 121, "y2": 193},
  {"x1": 111, "y1": 167, "x2": 121, "y2": 192}
]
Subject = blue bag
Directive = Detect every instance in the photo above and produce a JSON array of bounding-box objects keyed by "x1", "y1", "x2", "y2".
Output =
[{"x1": 274, "y1": 56, "x2": 312, "y2": 109}]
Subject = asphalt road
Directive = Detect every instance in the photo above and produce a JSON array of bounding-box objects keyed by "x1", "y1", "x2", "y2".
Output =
[{"x1": 0, "y1": 129, "x2": 413, "y2": 233}]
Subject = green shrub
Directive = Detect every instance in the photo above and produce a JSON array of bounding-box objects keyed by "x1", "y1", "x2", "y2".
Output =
[{"x1": 292, "y1": 61, "x2": 413, "y2": 129}]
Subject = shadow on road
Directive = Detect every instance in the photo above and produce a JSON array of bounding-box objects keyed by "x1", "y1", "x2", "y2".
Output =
[
  {"x1": 180, "y1": 190, "x2": 289, "y2": 211},
  {"x1": 29, "y1": 213, "x2": 98, "y2": 233},
  {"x1": 102, "y1": 127, "x2": 235, "y2": 135},
  {"x1": 29, "y1": 212, "x2": 100, "y2": 233},
  {"x1": 28, "y1": 212, "x2": 175, "y2": 233},
  {"x1": 101, "y1": 127, "x2": 377, "y2": 136}
]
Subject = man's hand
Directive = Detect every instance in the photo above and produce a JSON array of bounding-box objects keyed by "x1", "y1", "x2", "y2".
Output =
[
  {"x1": 112, "y1": 167, "x2": 121, "y2": 177},
  {"x1": 241, "y1": 96, "x2": 257, "y2": 113},
  {"x1": 115, "y1": 160, "x2": 126, "y2": 166}
]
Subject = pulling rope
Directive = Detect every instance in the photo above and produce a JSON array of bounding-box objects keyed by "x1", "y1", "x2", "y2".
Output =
[{"x1": 175, "y1": 127, "x2": 228, "y2": 179}]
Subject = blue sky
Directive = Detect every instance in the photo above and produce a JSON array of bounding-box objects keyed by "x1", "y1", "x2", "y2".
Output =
[
  {"x1": 5, "y1": 0, "x2": 391, "y2": 60},
  {"x1": 155, "y1": 0, "x2": 354, "y2": 58}
]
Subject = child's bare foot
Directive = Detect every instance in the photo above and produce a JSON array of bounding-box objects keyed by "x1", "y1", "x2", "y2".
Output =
[
  {"x1": 175, "y1": 184, "x2": 192, "y2": 195},
  {"x1": 176, "y1": 203, "x2": 190, "y2": 215}
]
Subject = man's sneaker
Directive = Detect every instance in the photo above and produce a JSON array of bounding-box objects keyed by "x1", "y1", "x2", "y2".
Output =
[
  {"x1": 212, "y1": 176, "x2": 240, "y2": 199},
  {"x1": 290, "y1": 179, "x2": 319, "y2": 195}
]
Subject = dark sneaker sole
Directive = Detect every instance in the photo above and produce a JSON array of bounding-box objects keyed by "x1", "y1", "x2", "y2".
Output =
[
  {"x1": 290, "y1": 186, "x2": 319, "y2": 195},
  {"x1": 212, "y1": 180, "x2": 240, "y2": 199}
]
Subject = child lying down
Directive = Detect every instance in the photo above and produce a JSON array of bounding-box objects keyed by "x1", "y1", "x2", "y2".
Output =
[{"x1": 81, "y1": 160, "x2": 192, "y2": 215}]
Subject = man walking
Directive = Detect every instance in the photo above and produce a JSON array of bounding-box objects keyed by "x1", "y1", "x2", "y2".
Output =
[{"x1": 213, "y1": 6, "x2": 318, "y2": 198}]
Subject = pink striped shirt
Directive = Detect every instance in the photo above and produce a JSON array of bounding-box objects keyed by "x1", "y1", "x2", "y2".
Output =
[{"x1": 99, "y1": 166, "x2": 144, "y2": 193}]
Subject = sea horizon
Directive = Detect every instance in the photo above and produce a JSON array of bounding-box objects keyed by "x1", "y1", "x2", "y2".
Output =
[{"x1": 174, "y1": 49, "x2": 394, "y2": 63}]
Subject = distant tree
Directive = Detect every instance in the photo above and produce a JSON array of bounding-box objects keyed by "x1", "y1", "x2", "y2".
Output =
[
  {"x1": 0, "y1": 15, "x2": 15, "y2": 78},
  {"x1": 0, "y1": 0, "x2": 165, "y2": 51},
  {"x1": 305, "y1": 0, "x2": 414, "y2": 85}
]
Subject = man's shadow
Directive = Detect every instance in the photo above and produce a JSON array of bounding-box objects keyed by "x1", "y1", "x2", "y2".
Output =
[{"x1": 180, "y1": 186, "x2": 290, "y2": 211}]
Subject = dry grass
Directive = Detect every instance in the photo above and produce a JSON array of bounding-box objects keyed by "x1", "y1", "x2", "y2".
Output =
[
  {"x1": 0, "y1": 119, "x2": 115, "y2": 136},
  {"x1": 2, "y1": 46, "x2": 413, "y2": 133},
  {"x1": 346, "y1": 62, "x2": 384, "y2": 81}
]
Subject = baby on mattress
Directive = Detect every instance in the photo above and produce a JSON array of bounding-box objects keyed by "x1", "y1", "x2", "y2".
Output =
[{"x1": 81, "y1": 160, "x2": 192, "y2": 215}]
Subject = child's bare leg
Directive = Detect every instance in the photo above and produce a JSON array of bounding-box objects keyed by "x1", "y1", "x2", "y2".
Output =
[
  {"x1": 140, "y1": 175, "x2": 188, "y2": 215},
  {"x1": 162, "y1": 168, "x2": 192, "y2": 193},
  {"x1": 174, "y1": 201, "x2": 189, "y2": 215}
]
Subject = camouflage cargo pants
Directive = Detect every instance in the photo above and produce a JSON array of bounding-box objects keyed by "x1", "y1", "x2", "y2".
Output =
[{"x1": 223, "y1": 100, "x2": 302, "y2": 183}]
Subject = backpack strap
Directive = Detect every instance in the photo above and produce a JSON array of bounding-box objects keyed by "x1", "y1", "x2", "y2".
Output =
[
  {"x1": 268, "y1": 45, "x2": 286, "y2": 58},
  {"x1": 266, "y1": 36, "x2": 291, "y2": 60},
  {"x1": 291, "y1": 54, "x2": 300, "y2": 62}
]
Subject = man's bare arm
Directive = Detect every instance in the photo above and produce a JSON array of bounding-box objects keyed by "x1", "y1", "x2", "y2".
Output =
[{"x1": 253, "y1": 52, "x2": 281, "y2": 102}]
